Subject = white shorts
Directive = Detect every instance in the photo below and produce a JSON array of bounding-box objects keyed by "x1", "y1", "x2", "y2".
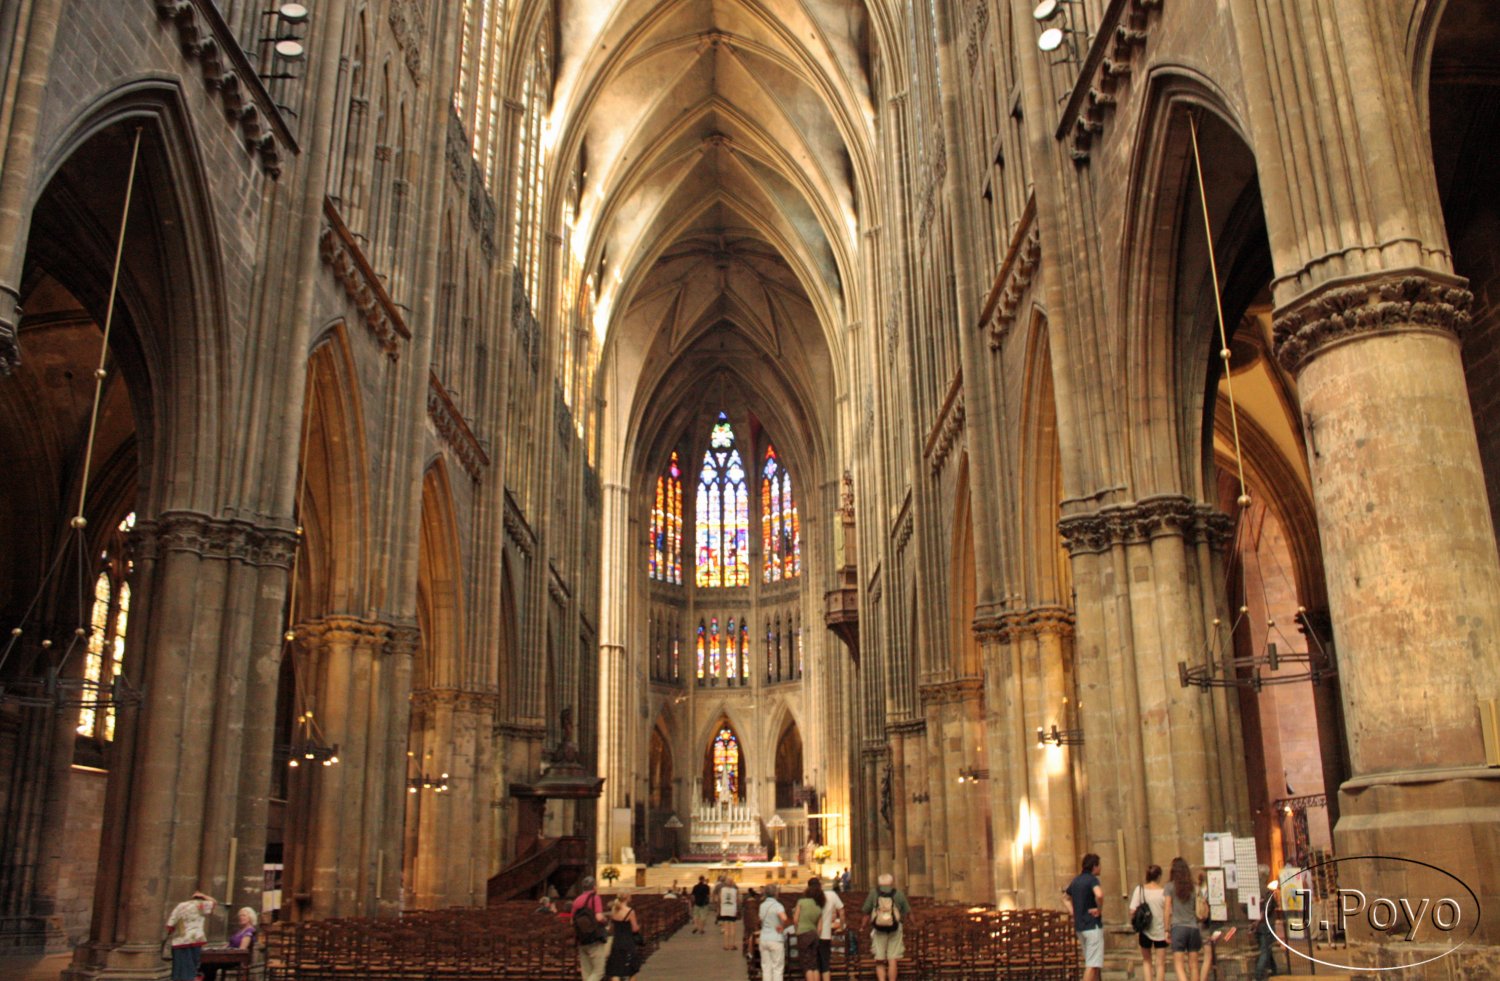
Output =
[{"x1": 1079, "y1": 926, "x2": 1104, "y2": 968}]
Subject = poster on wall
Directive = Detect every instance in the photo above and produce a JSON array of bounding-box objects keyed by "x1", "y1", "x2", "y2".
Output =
[{"x1": 1203, "y1": 833, "x2": 1222, "y2": 868}]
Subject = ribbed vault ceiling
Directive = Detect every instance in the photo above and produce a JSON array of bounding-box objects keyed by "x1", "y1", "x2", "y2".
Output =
[{"x1": 557, "y1": 0, "x2": 875, "y2": 460}]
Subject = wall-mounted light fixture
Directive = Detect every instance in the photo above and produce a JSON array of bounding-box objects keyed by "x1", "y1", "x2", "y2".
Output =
[
  {"x1": 1035, "y1": 723, "x2": 1085, "y2": 748},
  {"x1": 1033, "y1": 0, "x2": 1084, "y2": 63},
  {"x1": 955, "y1": 766, "x2": 989, "y2": 784},
  {"x1": 259, "y1": 3, "x2": 310, "y2": 80}
]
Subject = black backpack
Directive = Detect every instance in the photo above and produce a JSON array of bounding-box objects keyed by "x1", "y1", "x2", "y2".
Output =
[
  {"x1": 1131, "y1": 890, "x2": 1153, "y2": 934},
  {"x1": 573, "y1": 894, "x2": 605, "y2": 945}
]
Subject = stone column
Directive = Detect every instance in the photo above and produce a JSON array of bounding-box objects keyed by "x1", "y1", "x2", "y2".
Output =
[
  {"x1": 0, "y1": 0, "x2": 65, "y2": 374},
  {"x1": 1060, "y1": 498, "x2": 1244, "y2": 901},
  {"x1": 1273, "y1": 274, "x2": 1500, "y2": 941},
  {"x1": 293, "y1": 615, "x2": 393, "y2": 918},
  {"x1": 893, "y1": 721, "x2": 932, "y2": 896},
  {"x1": 979, "y1": 607, "x2": 1079, "y2": 909},
  {"x1": 1226, "y1": 0, "x2": 1500, "y2": 952}
]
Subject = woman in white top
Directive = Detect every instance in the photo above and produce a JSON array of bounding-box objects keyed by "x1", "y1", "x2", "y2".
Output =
[
  {"x1": 814, "y1": 880, "x2": 845, "y2": 981},
  {"x1": 1130, "y1": 864, "x2": 1169, "y2": 981},
  {"x1": 717, "y1": 876, "x2": 741, "y2": 950}
]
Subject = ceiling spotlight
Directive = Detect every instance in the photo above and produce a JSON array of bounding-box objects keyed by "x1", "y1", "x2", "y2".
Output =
[
  {"x1": 277, "y1": 2, "x2": 310, "y2": 24},
  {"x1": 1034, "y1": 0, "x2": 1062, "y2": 21},
  {"x1": 274, "y1": 38, "x2": 305, "y2": 60},
  {"x1": 1038, "y1": 27, "x2": 1066, "y2": 52}
]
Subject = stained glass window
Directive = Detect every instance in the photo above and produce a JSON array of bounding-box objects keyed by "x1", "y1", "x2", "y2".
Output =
[
  {"x1": 709, "y1": 616, "x2": 721, "y2": 683},
  {"x1": 761, "y1": 445, "x2": 800, "y2": 582},
  {"x1": 671, "y1": 635, "x2": 680, "y2": 682},
  {"x1": 726, "y1": 617, "x2": 736, "y2": 685},
  {"x1": 78, "y1": 511, "x2": 135, "y2": 740},
  {"x1": 740, "y1": 620, "x2": 750, "y2": 681},
  {"x1": 650, "y1": 452, "x2": 683, "y2": 583},
  {"x1": 695, "y1": 413, "x2": 749, "y2": 587},
  {"x1": 696, "y1": 621, "x2": 706, "y2": 680},
  {"x1": 711, "y1": 725, "x2": 741, "y2": 801}
]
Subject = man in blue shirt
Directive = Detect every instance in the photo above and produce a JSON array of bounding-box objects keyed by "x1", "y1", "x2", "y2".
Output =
[{"x1": 1063, "y1": 853, "x2": 1104, "y2": 981}]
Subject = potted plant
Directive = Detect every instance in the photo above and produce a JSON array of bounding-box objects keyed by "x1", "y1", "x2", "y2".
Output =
[{"x1": 600, "y1": 865, "x2": 621, "y2": 887}]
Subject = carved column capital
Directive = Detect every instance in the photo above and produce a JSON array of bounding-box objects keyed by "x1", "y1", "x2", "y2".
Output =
[
  {"x1": 131, "y1": 512, "x2": 298, "y2": 568},
  {"x1": 294, "y1": 615, "x2": 391, "y2": 649},
  {"x1": 385, "y1": 622, "x2": 422, "y2": 659},
  {"x1": 917, "y1": 676, "x2": 985, "y2": 707},
  {"x1": 1273, "y1": 268, "x2": 1471, "y2": 375},
  {"x1": 1058, "y1": 496, "x2": 1230, "y2": 555},
  {"x1": 973, "y1": 605, "x2": 1076, "y2": 644}
]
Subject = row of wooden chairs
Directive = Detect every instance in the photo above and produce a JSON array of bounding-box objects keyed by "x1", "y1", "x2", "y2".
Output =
[
  {"x1": 739, "y1": 896, "x2": 1081, "y2": 981},
  {"x1": 264, "y1": 896, "x2": 689, "y2": 980}
]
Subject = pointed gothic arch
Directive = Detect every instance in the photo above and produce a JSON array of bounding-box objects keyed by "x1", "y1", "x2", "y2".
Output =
[{"x1": 774, "y1": 719, "x2": 804, "y2": 809}]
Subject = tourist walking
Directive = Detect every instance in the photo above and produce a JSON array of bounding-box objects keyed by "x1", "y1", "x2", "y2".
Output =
[
  {"x1": 717, "y1": 876, "x2": 741, "y2": 950},
  {"x1": 758, "y1": 883, "x2": 789, "y2": 981},
  {"x1": 1129, "y1": 865, "x2": 1168, "y2": 981},
  {"x1": 816, "y1": 874, "x2": 845, "y2": 981},
  {"x1": 691, "y1": 876, "x2": 711, "y2": 933},
  {"x1": 571, "y1": 876, "x2": 613, "y2": 981},
  {"x1": 861, "y1": 872, "x2": 912, "y2": 981},
  {"x1": 1064, "y1": 853, "x2": 1104, "y2": 981},
  {"x1": 605, "y1": 891, "x2": 641, "y2": 980},
  {"x1": 164, "y1": 891, "x2": 218, "y2": 981},
  {"x1": 1164, "y1": 857, "x2": 1203, "y2": 981},
  {"x1": 794, "y1": 877, "x2": 827, "y2": 981}
]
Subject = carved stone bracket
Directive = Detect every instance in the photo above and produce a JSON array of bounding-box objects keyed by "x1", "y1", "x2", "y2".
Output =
[
  {"x1": 154, "y1": 0, "x2": 298, "y2": 177},
  {"x1": 1273, "y1": 268, "x2": 1472, "y2": 375},
  {"x1": 428, "y1": 372, "x2": 490, "y2": 480},
  {"x1": 320, "y1": 198, "x2": 410, "y2": 358},
  {"x1": 1057, "y1": 495, "x2": 1233, "y2": 556},
  {"x1": 972, "y1": 605, "x2": 1075, "y2": 644},
  {"x1": 918, "y1": 676, "x2": 985, "y2": 707},
  {"x1": 1057, "y1": 0, "x2": 1164, "y2": 162},
  {"x1": 924, "y1": 376, "x2": 966, "y2": 476},
  {"x1": 504, "y1": 492, "x2": 535, "y2": 558},
  {"x1": 387, "y1": 0, "x2": 427, "y2": 83},
  {"x1": 548, "y1": 564, "x2": 570, "y2": 606},
  {"x1": 131, "y1": 511, "x2": 298, "y2": 568},
  {"x1": 980, "y1": 196, "x2": 1041, "y2": 349}
]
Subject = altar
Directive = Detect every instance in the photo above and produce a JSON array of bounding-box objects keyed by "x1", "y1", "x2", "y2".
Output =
[{"x1": 686, "y1": 797, "x2": 765, "y2": 861}]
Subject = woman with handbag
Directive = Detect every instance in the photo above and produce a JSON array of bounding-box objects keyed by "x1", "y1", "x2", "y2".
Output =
[{"x1": 1129, "y1": 865, "x2": 1168, "y2": 981}]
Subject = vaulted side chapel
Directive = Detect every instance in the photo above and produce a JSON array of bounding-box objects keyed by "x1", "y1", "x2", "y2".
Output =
[{"x1": 0, "y1": 0, "x2": 1498, "y2": 977}]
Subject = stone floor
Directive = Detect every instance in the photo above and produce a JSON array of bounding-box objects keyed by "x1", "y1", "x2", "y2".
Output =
[
  {"x1": 639, "y1": 918, "x2": 749, "y2": 980},
  {"x1": 0, "y1": 951, "x2": 69, "y2": 980}
]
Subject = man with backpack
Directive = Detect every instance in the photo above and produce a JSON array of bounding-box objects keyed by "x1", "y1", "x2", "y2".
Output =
[
  {"x1": 861, "y1": 873, "x2": 912, "y2": 981},
  {"x1": 570, "y1": 876, "x2": 612, "y2": 981}
]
